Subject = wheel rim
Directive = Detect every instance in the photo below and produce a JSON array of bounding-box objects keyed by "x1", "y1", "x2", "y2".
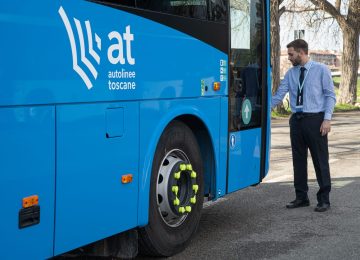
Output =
[{"x1": 156, "y1": 149, "x2": 198, "y2": 227}]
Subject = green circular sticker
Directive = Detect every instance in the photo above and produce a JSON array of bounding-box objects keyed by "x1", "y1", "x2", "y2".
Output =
[{"x1": 241, "y1": 99, "x2": 252, "y2": 125}]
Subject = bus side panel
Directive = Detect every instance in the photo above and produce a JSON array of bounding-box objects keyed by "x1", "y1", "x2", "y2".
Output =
[
  {"x1": 54, "y1": 102, "x2": 139, "y2": 255},
  {"x1": 138, "y1": 97, "x2": 225, "y2": 226},
  {"x1": 227, "y1": 128, "x2": 261, "y2": 193},
  {"x1": 0, "y1": 106, "x2": 55, "y2": 260},
  {"x1": 0, "y1": 1, "x2": 226, "y2": 108}
]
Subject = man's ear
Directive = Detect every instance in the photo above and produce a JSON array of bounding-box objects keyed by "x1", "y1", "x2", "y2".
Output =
[{"x1": 299, "y1": 49, "x2": 306, "y2": 56}]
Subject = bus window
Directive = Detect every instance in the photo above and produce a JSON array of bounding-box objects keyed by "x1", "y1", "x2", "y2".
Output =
[
  {"x1": 229, "y1": 0, "x2": 264, "y2": 131},
  {"x1": 137, "y1": 0, "x2": 208, "y2": 20},
  {"x1": 101, "y1": 0, "x2": 135, "y2": 7},
  {"x1": 209, "y1": 0, "x2": 227, "y2": 22}
]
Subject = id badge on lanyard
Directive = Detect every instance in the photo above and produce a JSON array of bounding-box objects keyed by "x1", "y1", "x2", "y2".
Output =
[{"x1": 295, "y1": 93, "x2": 304, "y2": 112}]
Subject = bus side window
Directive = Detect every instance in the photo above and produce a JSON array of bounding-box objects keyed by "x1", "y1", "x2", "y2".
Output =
[
  {"x1": 136, "y1": 0, "x2": 171, "y2": 12},
  {"x1": 137, "y1": 0, "x2": 208, "y2": 20},
  {"x1": 102, "y1": 0, "x2": 135, "y2": 7},
  {"x1": 209, "y1": 0, "x2": 227, "y2": 22}
]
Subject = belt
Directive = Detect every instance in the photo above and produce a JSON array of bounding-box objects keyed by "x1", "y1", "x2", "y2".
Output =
[{"x1": 294, "y1": 112, "x2": 324, "y2": 119}]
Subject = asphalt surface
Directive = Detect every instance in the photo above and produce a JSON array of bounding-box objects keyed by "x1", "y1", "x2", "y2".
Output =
[{"x1": 141, "y1": 111, "x2": 360, "y2": 260}]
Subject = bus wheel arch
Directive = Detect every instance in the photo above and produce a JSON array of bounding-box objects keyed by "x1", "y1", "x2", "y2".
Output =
[{"x1": 176, "y1": 115, "x2": 216, "y2": 200}]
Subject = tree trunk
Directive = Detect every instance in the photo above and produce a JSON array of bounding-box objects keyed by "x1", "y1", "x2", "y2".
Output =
[
  {"x1": 338, "y1": 26, "x2": 359, "y2": 104},
  {"x1": 270, "y1": 1, "x2": 286, "y2": 113}
]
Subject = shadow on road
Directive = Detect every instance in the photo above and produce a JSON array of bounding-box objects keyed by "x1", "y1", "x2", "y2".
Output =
[{"x1": 166, "y1": 176, "x2": 360, "y2": 260}]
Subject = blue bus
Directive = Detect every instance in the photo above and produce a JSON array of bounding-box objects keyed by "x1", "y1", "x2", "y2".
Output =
[{"x1": 0, "y1": 0, "x2": 270, "y2": 258}]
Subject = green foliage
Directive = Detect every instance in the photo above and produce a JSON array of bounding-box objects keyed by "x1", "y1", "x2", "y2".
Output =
[
  {"x1": 271, "y1": 110, "x2": 291, "y2": 118},
  {"x1": 333, "y1": 76, "x2": 341, "y2": 86},
  {"x1": 334, "y1": 103, "x2": 360, "y2": 112}
]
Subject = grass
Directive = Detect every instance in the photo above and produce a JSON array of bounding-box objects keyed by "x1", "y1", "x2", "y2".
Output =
[
  {"x1": 334, "y1": 103, "x2": 360, "y2": 112},
  {"x1": 271, "y1": 109, "x2": 291, "y2": 118}
]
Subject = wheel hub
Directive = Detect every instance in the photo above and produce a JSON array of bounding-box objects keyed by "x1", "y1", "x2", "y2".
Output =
[{"x1": 156, "y1": 149, "x2": 198, "y2": 227}]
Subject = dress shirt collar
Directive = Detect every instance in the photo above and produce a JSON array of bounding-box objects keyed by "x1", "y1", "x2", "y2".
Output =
[{"x1": 298, "y1": 60, "x2": 313, "y2": 71}]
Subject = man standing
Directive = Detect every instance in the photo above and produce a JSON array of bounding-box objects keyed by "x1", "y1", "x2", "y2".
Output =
[{"x1": 272, "y1": 39, "x2": 336, "y2": 212}]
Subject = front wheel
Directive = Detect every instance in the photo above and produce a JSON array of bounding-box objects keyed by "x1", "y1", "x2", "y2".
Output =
[{"x1": 139, "y1": 120, "x2": 204, "y2": 256}]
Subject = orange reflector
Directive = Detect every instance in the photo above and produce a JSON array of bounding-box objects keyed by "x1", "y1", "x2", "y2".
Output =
[
  {"x1": 22, "y1": 195, "x2": 39, "y2": 208},
  {"x1": 213, "y1": 82, "x2": 221, "y2": 91},
  {"x1": 122, "y1": 174, "x2": 133, "y2": 184}
]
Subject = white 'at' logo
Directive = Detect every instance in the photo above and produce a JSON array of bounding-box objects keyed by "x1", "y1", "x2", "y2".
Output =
[{"x1": 58, "y1": 6, "x2": 135, "y2": 90}]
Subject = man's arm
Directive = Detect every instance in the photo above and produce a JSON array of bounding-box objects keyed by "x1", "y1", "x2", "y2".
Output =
[
  {"x1": 320, "y1": 65, "x2": 336, "y2": 136},
  {"x1": 271, "y1": 73, "x2": 289, "y2": 109},
  {"x1": 322, "y1": 65, "x2": 336, "y2": 120}
]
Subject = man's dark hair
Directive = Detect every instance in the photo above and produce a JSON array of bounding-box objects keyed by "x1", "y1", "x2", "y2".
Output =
[{"x1": 287, "y1": 39, "x2": 308, "y2": 54}]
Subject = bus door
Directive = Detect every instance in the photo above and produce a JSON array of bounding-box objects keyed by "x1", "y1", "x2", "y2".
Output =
[{"x1": 227, "y1": 0, "x2": 266, "y2": 193}]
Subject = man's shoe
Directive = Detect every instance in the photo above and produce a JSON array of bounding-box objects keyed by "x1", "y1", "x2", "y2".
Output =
[
  {"x1": 286, "y1": 199, "x2": 310, "y2": 209},
  {"x1": 314, "y1": 203, "x2": 330, "y2": 212}
]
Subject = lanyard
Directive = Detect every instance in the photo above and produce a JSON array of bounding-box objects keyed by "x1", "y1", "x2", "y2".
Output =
[{"x1": 298, "y1": 61, "x2": 313, "y2": 93}]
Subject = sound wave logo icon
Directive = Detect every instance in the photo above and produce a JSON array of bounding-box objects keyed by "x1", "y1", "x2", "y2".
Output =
[{"x1": 59, "y1": 6, "x2": 101, "y2": 89}]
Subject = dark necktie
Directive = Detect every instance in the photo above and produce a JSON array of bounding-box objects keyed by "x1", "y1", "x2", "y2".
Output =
[{"x1": 296, "y1": 67, "x2": 306, "y2": 108}]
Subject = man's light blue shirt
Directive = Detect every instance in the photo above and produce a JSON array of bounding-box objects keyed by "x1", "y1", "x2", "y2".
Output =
[{"x1": 272, "y1": 61, "x2": 336, "y2": 120}]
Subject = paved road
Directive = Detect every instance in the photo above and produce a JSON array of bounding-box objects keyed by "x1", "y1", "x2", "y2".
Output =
[
  {"x1": 144, "y1": 111, "x2": 360, "y2": 260},
  {"x1": 267, "y1": 111, "x2": 360, "y2": 183}
]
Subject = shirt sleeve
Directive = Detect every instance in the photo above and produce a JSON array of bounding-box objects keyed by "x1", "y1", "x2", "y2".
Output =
[
  {"x1": 271, "y1": 72, "x2": 289, "y2": 109},
  {"x1": 321, "y1": 65, "x2": 336, "y2": 120}
]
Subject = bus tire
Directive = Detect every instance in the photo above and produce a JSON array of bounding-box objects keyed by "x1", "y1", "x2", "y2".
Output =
[{"x1": 139, "y1": 120, "x2": 204, "y2": 256}]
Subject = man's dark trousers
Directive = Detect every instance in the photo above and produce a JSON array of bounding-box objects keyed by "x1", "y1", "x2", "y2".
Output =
[{"x1": 289, "y1": 112, "x2": 331, "y2": 204}]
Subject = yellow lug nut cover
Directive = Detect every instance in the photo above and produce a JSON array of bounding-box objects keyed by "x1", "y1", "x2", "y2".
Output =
[
  {"x1": 190, "y1": 196, "x2": 196, "y2": 204},
  {"x1": 173, "y1": 197, "x2": 180, "y2": 206},
  {"x1": 174, "y1": 171, "x2": 181, "y2": 179},
  {"x1": 186, "y1": 164, "x2": 193, "y2": 171},
  {"x1": 185, "y1": 206, "x2": 192, "y2": 212},
  {"x1": 179, "y1": 207, "x2": 185, "y2": 214},
  {"x1": 180, "y1": 164, "x2": 186, "y2": 171},
  {"x1": 192, "y1": 184, "x2": 199, "y2": 194},
  {"x1": 191, "y1": 171, "x2": 197, "y2": 178},
  {"x1": 172, "y1": 185, "x2": 179, "y2": 195}
]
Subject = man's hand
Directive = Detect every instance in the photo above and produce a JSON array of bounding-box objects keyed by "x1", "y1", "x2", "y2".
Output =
[{"x1": 320, "y1": 120, "x2": 331, "y2": 136}]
